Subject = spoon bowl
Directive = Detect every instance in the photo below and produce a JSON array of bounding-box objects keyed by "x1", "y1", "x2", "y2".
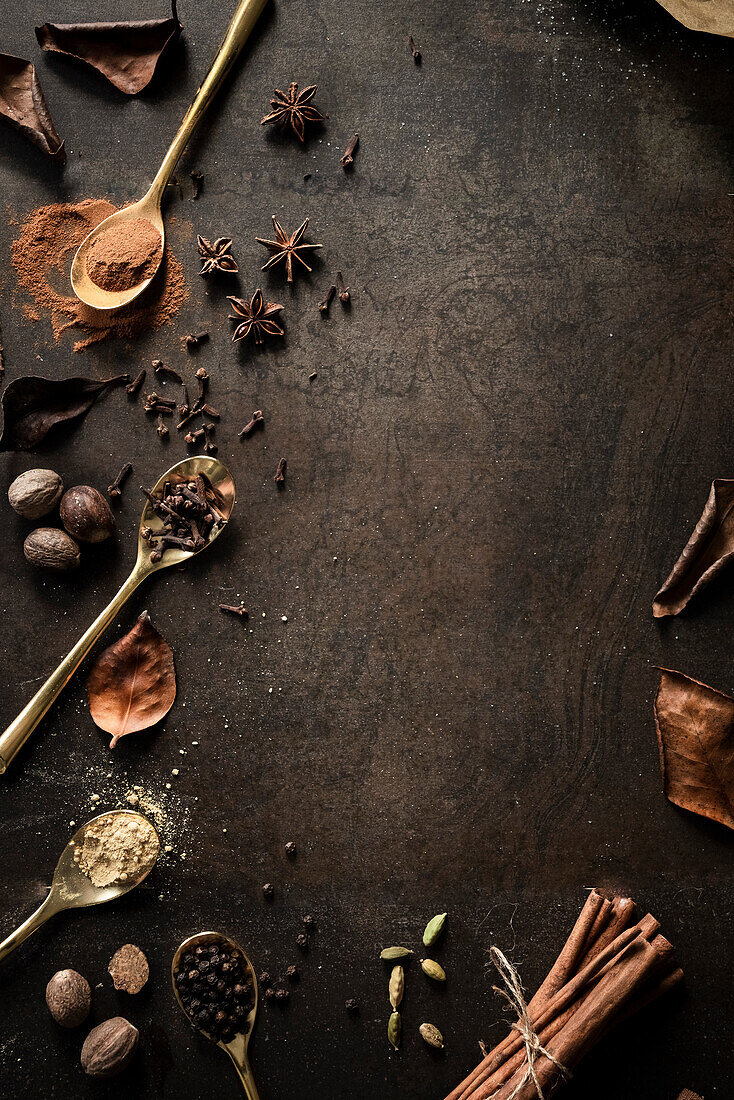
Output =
[
  {"x1": 172, "y1": 931, "x2": 260, "y2": 1098},
  {"x1": 70, "y1": 197, "x2": 165, "y2": 312},
  {"x1": 136, "y1": 455, "x2": 236, "y2": 576},
  {"x1": 0, "y1": 810, "x2": 159, "y2": 964}
]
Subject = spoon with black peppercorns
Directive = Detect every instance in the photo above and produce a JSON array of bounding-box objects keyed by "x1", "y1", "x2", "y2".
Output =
[
  {"x1": 172, "y1": 932, "x2": 260, "y2": 1098},
  {"x1": 0, "y1": 455, "x2": 235, "y2": 774}
]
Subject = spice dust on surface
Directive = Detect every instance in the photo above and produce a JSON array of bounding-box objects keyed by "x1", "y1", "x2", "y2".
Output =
[{"x1": 11, "y1": 199, "x2": 186, "y2": 351}]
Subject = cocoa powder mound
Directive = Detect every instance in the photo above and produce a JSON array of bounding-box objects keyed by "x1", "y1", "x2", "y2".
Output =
[
  {"x1": 86, "y1": 217, "x2": 162, "y2": 292},
  {"x1": 11, "y1": 199, "x2": 186, "y2": 351}
]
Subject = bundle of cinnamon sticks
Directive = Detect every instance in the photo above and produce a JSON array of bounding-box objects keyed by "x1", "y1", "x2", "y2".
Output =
[{"x1": 445, "y1": 890, "x2": 682, "y2": 1100}]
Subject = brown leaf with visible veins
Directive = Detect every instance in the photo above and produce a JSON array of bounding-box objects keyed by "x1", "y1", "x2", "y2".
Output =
[
  {"x1": 653, "y1": 480, "x2": 734, "y2": 617},
  {"x1": 0, "y1": 374, "x2": 128, "y2": 452},
  {"x1": 655, "y1": 0, "x2": 734, "y2": 37},
  {"x1": 87, "y1": 612, "x2": 175, "y2": 749},
  {"x1": 36, "y1": 1, "x2": 182, "y2": 96},
  {"x1": 0, "y1": 53, "x2": 64, "y2": 159},
  {"x1": 654, "y1": 669, "x2": 734, "y2": 831}
]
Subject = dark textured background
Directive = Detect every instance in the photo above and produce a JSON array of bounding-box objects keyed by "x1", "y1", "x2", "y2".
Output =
[{"x1": 0, "y1": 0, "x2": 731, "y2": 1097}]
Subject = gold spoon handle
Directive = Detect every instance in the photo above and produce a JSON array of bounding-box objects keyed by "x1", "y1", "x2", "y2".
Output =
[
  {"x1": 0, "y1": 565, "x2": 145, "y2": 774},
  {"x1": 148, "y1": 0, "x2": 269, "y2": 203},
  {"x1": 226, "y1": 1049, "x2": 261, "y2": 1099},
  {"x1": 0, "y1": 895, "x2": 57, "y2": 965}
]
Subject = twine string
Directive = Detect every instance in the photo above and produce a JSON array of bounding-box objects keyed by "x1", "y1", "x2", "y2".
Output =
[{"x1": 489, "y1": 946, "x2": 571, "y2": 1100}]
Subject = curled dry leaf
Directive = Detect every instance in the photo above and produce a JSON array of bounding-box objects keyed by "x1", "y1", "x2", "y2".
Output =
[
  {"x1": 0, "y1": 374, "x2": 128, "y2": 452},
  {"x1": 655, "y1": 0, "x2": 734, "y2": 36},
  {"x1": 653, "y1": 480, "x2": 734, "y2": 618},
  {"x1": 87, "y1": 612, "x2": 176, "y2": 749},
  {"x1": 654, "y1": 669, "x2": 734, "y2": 831},
  {"x1": 36, "y1": 1, "x2": 182, "y2": 96},
  {"x1": 0, "y1": 53, "x2": 64, "y2": 159}
]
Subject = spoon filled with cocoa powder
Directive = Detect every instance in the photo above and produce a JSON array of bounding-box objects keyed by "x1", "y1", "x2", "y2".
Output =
[{"x1": 71, "y1": 0, "x2": 268, "y2": 310}]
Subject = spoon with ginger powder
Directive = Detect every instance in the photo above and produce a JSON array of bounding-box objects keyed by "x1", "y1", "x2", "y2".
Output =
[
  {"x1": 0, "y1": 810, "x2": 159, "y2": 965},
  {"x1": 71, "y1": 0, "x2": 269, "y2": 310}
]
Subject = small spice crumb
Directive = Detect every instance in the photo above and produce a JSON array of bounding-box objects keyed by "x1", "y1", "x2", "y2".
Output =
[
  {"x1": 275, "y1": 988, "x2": 290, "y2": 1004},
  {"x1": 285, "y1": 841, "x2": 297, "y2": 858},
  {"x1": 285, "y1": 965, "x2": 299, "y2": 982},
  {"x1": 309, "y1": 371, "x2": 317, "y2": 381},
  {"x1": 346, "y1": 998, "x2": 359, "y2": 1014},
  {"x1": 302, "y1": 914, "x2": 316, "y2": 929},
  {"x1": 262, "y1": 883, "x2": 274, "y2": 900},
  {"x1": 259, "y1": 971, "x2": 272, "y2": 988},
  {"x1": 264, "y1": 987, "x2": 276, "y2": 1002},
  {"x1": 296, "y1": 933, "x2": 309, "y2": 951}
]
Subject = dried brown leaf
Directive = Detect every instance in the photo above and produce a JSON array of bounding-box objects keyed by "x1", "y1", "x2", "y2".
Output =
[
  {"x1": 36, "y1": 1, "x2": 182, "y2": 96},
  {"x1": 655, "y1": 0, "x2": 734, "y2": 36},
  {"x1": 87, "y1": 612, "x2": 175, "y2": 749},
  {"x1": 0, "y1": 53, "x2": 64, "y2": 159},
  {"x1": 653, "y1": 480, "x2": 734, "y2": 617},
  {"x1": 654, "y1": 669, "x2": 734, "y2": 831},
  {"x1": 0, "y1": 374, "x2": 128, "y2": 452}
]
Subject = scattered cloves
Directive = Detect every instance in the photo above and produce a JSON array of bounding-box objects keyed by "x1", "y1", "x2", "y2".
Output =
[
  {"x1": 275, "y1": 457, "x2": 287, "y2": 485},
  {"x1": 239, "y1": 410, "x2": 264, "y2": 438},
  {"x1": 340, "y1": 132, "x2": 359, "y2": 169},
  {"x1": 107, "y1": 462, "x2": 132, "y2": 502},
  {"x1": 219, "y1": 602, "x2": 248, "y2": 618},
  {"x1": 336, "y1": 271, "x2": 351, "y2": 304},
  {"x1": 186, "y1": 330, "x2": 210, "y2": 350},
  {"x1": 318, "y1": 284, "x2": 336, "y2": 315},
  {"x1": 126, "y1": 369, "x2": 146, "y2": 397}
]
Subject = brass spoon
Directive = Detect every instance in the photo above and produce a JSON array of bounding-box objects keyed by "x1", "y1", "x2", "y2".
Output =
[
  {"x1": 71, "y1": 0, "x2": 269, "y2": 311},
  {"x1": 0, "y1": 810, "x2": 159, "y2": 965},
  {"x1": 172, "y1": 931, "x2": 260, "y2": 1098},
  {"x1": 0, "y1": 455, "x2": 235, "y2": 773}
]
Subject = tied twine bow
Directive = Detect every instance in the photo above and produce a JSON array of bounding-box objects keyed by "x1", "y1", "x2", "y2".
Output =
[{"x1": 488, "y1": 947, "x2": 571, "y2": 1100}]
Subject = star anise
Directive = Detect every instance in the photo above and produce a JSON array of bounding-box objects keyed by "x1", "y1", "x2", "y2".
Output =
[
  {"x1": 255, "y1": 216, "x2": 322, "y2": 283},
  {"x1": 260, "y1": 82, "x2": 327, "y2": 142},
  {"x1": 228, "y1": 289, "x2": 284, "y2": 345},
  {"x1": 198, "y1": 235, "x2": 238, "y2": 276}
]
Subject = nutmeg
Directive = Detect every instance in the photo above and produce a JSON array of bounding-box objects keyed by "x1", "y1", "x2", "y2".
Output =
[
  {"x1": 46, "y1": 969, "x2": 91, "y2": 1028},
  {"x1": 24, "y1": 527, "x2": 80, "y2": 571},
  {"x1": 81, "y1": 1017, "x2": 139, "y2": 1078},
  {"x1": 60, "y1": 485, "x2": 115, "y2": 543},
  {"x1": 8, "y1": 468, "x2": 64, "y2": 520}
]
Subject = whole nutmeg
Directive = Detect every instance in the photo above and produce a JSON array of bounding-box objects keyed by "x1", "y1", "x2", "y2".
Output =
[
  {"x1": 81, "y1": 1017, "x2": 139, "y2": 1078},
  {"x1": 45, "y1": 969, "x2": 91, "y2": 1028},
  {"x1": 24, "y1": 528, "x2": 80, "y2": 572},
  {"x1": 8, "y1": 468, "x2": 63, "y2": 520},
  {"x1": 60, "y1": 485, "x2": 115, "y2": 543}
]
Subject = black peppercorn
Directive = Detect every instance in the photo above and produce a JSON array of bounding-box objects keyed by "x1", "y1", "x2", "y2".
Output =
[
  {"x1": 262, "y1": 883, "x2": 274, "y2": 899},
  {"x1": 285, "y1": 841, "x2": 297, "y2": 858},
  {"x1": 345, "y1": 998, "x2": 359, "y2": 1014},
  {"x1": 302, "y1": 914, "x2": 316, "y2": 929},
  {"x1": 296, "y1": 933, "x2": 309, "y2": 951}
]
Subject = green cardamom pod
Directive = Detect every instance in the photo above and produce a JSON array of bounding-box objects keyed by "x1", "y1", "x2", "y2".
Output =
[
  {"x1": 380, "y1": 946, "x2": 413, "y2": 960},
  {"x1": 419, "y1": 1022, "x2": 444, "y2": 1049},
  {"x1": 422, "y1": 912, "x2": 447, "y2": 947},
  {"x1": 389, "y1": 964, "x2": 404, "y2": 1009},
  {"x1": 421, "y1": 958, "x2": 446, "y2": 981},
  {"x1": 388, "y1": 1010, "x2": 401, "y2": 1050}
]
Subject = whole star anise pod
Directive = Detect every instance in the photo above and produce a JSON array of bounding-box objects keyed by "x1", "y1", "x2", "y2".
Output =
[
  {"x1": 198, "y1": 235, "x2": 238, "y2": 276},
  {"x1": 228, "y1": 289, "x2": 284, "y2": 345},
  {"x1": 255, "y1": 215, "x2": 322, "y2": 283},
  {"x1": 260, "y1": 82, "x2": 327, "y2": 142}
]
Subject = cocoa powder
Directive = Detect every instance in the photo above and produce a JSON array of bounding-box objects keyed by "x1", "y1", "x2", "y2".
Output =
[
  {"x1": 86, "y1": 217, "x2": 162, "y2": 292},
  {"x1": 11, "y1": 199, "x2": 186, "y2": 351}
]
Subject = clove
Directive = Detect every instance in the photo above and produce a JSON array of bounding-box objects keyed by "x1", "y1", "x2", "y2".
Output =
[
  {"x1": 107, "y1": 462, "x2": 132, "y2": 502},
  {"x1": 195, "y1": 366, "x2": 209, "y2": 400},
  {"x1": 203, "y1": 422, "x2": 217, "y2": 455},
  {"x1": 186, "y1": 330, "x2": 210, "y2": 350},
  {"x1": 156, "y1": 414, "x2": 169, "y2": 439},
  {"x1": 318, "y1": 284, "x2": 336, "y2": 314},
  {"x1": 152, "y1": 360, "x2": 183, "y2": 384},
  {"x1": 275, "y1": 457, "x2": 287, "y2": 484},
  {"x1": 239, "y1": 410, "x2": 264, "y2": 438},
  {"x1": 336, "y1": 270, "x2": 351, "y2": 304},
  {"x1": 126, "y1": 369, "x2": 146, "y2": 397},
  {"x1": 185, "y1": 427, "x2": 205, "y2": 446},
  {"x1": 219, "y1": 602, "x2": 248, "y2": 618},
  {"x1": 190, "y1": 170, "x2": 204, "y2": 199},
  {"x1": 340, "y1": 132, "x2": 359, "y2": 169},
  {"x1": 409, "y1": 35, "x2": 421, "y2": 63}
]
